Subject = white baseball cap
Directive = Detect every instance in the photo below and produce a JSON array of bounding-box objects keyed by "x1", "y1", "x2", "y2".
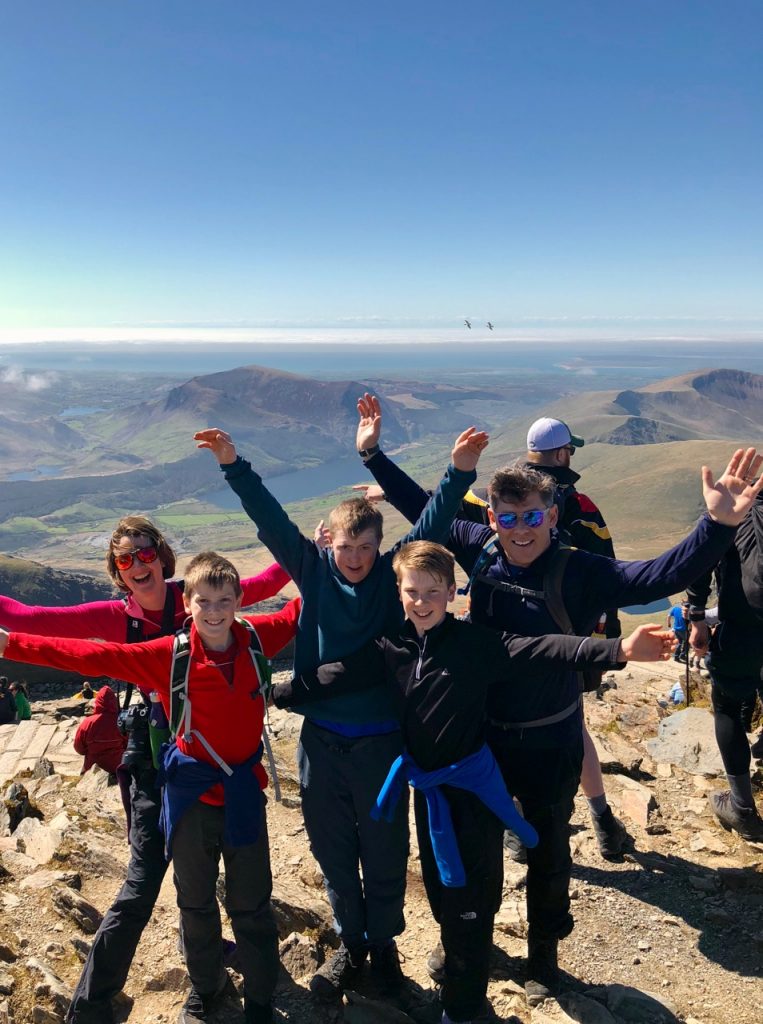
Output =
[{"x1": 527, "y1": 417, "x2": 585, "y2": 452}]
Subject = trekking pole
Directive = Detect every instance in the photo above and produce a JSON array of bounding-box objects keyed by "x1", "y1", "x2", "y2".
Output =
[{"x1": 685, "y1": 642, "x2": 691, "y2": 706}]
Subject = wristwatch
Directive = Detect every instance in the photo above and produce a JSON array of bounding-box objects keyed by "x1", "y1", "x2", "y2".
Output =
[{"x1": 358, "y1": 444, "x2": 380, "y2": 461}]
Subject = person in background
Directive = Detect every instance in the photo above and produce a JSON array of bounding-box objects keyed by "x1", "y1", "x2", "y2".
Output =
[
  {"x1": 688, "y1": 485, "x2": 763, "y2": 841},
  {"x1": 667, "y1": 599, "x2": 690, "y2": 662},
  {"x1": 73, "y1": 685, "x2": 126, "y2": 775},
  {"x1": 0, "y1": 676, "x2": 17, "y2": 725},
  {"x1": 10, "y1": 681, "x2": 31, "y2": 721}
]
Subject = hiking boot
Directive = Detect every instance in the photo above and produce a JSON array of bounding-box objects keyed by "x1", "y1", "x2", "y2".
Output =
[
  {"x1": 709, "y1": 790, "x2": 763, "y2": 842},
  {"x1": 309, "y1": 943, "x2": 368, "y2": 999},
  {"x1": 751, "y1": 732, "x2": 763, "y2": 759},
  {"x1": 524, "y1": 937, "x2": 559, "y2": 1007},
  {"x1": 591, "y1": 806, "x2": 630, "y2": 860},
  {"x1": 178, "y1": 974, "x2": 241, "y2": 1023},
  {"x1": 503, "y1": 829, "x2": 527, "y2": 864},
  {"x1": 426, "y1": 941, "x2": 446, "y2": 984},
  {"x1": 369, "y1": 939, "x2": 405, "y2": 990},
  {"x1": 244, "y1": 998, "x2": 273, "y2": 1024}
]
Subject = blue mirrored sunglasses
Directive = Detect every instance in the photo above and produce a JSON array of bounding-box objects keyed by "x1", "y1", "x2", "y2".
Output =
[{"x1": 495, "y1": 509, "x2": 548, "y2": 530}]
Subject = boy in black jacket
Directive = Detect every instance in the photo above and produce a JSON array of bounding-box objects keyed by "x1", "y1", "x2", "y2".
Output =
[{"x1": 275, "y1": 542, "x2": 672, "y2": 1024}]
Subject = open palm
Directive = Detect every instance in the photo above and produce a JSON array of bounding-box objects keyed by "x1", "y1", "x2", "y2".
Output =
[{"x1": 702, "y1": 447, "x2": 763, "y2": 526}]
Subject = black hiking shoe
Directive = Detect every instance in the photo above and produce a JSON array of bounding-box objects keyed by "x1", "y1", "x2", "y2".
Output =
[
  {"x1": 177, "y1": 974, "x2": 241, "y2": 1023},
  {"x1": 524, "y1": 937, "x2": 559, "y2": 1006},
  {"x1": 503, "y1": 829, "x2": 528, "y2": 864},
  {"x1": 244, "y1": 998, "x2": 273, "y2": 1024},
  {"x1": 309, "y1": 943, "x2": 368, "y2": 999},
  {"x1": 426, "y1": 941, "x2": 446, "y2": 984},
  {"x1": 709, "y1": 790, "x2": 763, "y2": 842},
  {"x1": 370, "y1": 939, "x2": 405, "y2": 990},
  {"x1": 591, "y1": 806, "x2": 630, "y2": 860}
]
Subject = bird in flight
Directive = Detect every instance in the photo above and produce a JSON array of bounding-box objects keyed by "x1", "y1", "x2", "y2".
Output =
[
  {"x1": 487, "y1": 321, "x2": 494, "y2": 331},
  {"x1": 464, "y1": 318, "x2": 471, "y2": 329}
]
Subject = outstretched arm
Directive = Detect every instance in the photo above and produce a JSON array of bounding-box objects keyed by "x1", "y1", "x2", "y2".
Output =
[
  {"x1": 399, "y1": 428, "x2": 489, "y2": 547},
  {"x1": 194, "y1": 428, "x2": 317, "y2": 587},
  {"x1": 0, "y1": 595, "x2": 133, "y2": 643},
  {"x1": 490, "y1": 623, "x2": 672, "y2": 682},
  {"x1": 0, "y1": 629, "x2": 170, "y2": 696},
  {"x1": 240, "y1": 563, "x2": 292, "y2": 607},
  {"x1": 272, "y1": 638, "x2": 386, "y2": 708},
  {"x1": 356, "y1": 394, "x2": 430, "y2": 523}
]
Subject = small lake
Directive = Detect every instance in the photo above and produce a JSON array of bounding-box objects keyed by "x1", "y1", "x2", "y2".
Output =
[
  {"x1": 205, "y1": 454, "x2": 372, "y2": 509},
  {"x1": 7, "y1": 465, "x2": 65, "y2": 481}
]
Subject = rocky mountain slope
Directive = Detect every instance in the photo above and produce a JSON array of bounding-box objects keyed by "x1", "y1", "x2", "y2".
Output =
[{"x1": 0, "y1": 662, "x2": 760, "y2": 1024}]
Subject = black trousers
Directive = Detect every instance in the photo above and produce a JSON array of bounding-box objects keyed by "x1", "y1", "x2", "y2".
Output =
[
  {"x1": 416, "y1": 789, "x2": 504, "y2": 1023},
  {"x1": 708, "y1": 662, "x2": 762, "y2": 776},
  {"x1": 67, "y1": 768, "x2": 168, "y2": 1024},
  {"x1": 171, "y1": 798, "x2": 278, "y2": 1005},
  {"x1": 487, "y1": 728, "x2": 583, "y2": 943},
  {"x1": 297, "y1": 721, "x2": 408, "y2": 947}
]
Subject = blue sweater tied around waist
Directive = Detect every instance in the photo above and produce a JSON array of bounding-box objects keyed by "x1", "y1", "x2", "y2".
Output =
[
  {"x1": 373, "y1": 744, "x2": 539, "y2": 887},
  {"x1": 158, "y1": 742, "x2": 264, "y2": 859}
]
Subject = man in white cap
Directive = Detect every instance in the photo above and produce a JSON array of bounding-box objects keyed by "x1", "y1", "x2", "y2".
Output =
[{"x1": 523, "y1": 417, "x2": 627, "y2": 858}]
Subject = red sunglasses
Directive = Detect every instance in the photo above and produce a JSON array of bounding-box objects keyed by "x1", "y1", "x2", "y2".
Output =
[{"x1": 114, "y1": 545, "x2": 159, "y2": 572}]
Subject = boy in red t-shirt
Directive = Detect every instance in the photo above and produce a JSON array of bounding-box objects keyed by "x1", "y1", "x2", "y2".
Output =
[{"x1": 0, "y1": 551, "x2": 299, "y2": 1024}]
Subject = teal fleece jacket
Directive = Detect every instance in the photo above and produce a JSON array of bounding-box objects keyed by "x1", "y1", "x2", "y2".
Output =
[{"x1": 221, "y1": 456, "x2": 477, "y2": 726}]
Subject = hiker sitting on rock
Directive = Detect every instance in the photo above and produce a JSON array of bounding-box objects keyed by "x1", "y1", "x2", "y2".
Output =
[{"x1": 73, "y1": 685, "x2": 126, "y2": 776}]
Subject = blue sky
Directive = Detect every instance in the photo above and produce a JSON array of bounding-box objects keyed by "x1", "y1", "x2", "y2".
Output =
[{"x1": 1, "y1": 1, "x2": 761, "y2": 340}]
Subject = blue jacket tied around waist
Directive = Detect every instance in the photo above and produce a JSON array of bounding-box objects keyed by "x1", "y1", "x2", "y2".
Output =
[
  {"x1": 158, "y1": 742, "x2": 264, "y2": 859},
  {"x1": 373, "y1": 744, "x2": 539, "y2": 887}
]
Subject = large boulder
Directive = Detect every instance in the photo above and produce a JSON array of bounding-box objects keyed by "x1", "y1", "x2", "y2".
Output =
[{"x1": 645, "y1": 707, "x2": 723, "y2": 776}]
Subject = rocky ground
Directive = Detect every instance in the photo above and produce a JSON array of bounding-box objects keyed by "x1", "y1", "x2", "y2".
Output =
[{"x1": 0, "y1": 662, "x2": 761, "y2": 1024}]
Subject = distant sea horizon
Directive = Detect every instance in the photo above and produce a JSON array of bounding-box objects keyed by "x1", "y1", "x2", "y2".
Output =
[{"x1": 2, "y1": 337, "x2": 763, "y2": 388}]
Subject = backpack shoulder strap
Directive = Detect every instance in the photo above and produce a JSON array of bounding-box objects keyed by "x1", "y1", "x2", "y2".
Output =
[
  {"x1": 542, "y1": 546, "x2": 575, "y2": 634},
  {"x1": 458, "y1": 534, "x2": 502, "y2": 597},
  {"x1": 169, "y1": 628, "x2": 192, "y2": 738},
  {"x1": 235, "y1": 618, "x2": 272, "y2": 698}
]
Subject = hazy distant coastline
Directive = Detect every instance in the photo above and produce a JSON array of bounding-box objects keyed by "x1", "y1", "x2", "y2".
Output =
[{"x1": 2, "y1": 338, "x2": 763, "y2": 384}]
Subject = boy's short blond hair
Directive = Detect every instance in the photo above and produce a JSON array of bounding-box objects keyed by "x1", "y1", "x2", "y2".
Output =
[
  {"x1": 328, "y1": 498, "x2": 383, "y2": 543},
  {"x1": 183, "y1": 552, "x2": 242, "y2": 599},
  {"x1": 392, "y1": 541, "x2": 456, "y2": 588},
  {"x1": 488, "y1": 461, "x2": 556, "y2": 509}
]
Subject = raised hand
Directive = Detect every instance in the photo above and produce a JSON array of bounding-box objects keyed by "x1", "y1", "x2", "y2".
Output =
[
  {"x1": 451, "y1": 427, "x2": 489, "y2": 472},
  {"x1": 194, "y1": 428, "x2": 238, "y2": 465},
  {"x1": 620, "y1": 623, "x2": 674, "y2": 662},
  {"x1": 356, "y1": 393, "x2": 382, "y2": 451},
  {"x1": 313, "y1": 520, "x2": 331, "y2": 551},
  {"x1": 351, "y1": 483, "x2": 386, "y2": 503},
  {"x1": 702, "y1": 447, "x2": 763, "y2": 526}
]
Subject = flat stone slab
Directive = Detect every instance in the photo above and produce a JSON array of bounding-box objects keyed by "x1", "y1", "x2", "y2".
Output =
[{"x1": 645, "y1": 707, "x2": 723, "y2": 776}]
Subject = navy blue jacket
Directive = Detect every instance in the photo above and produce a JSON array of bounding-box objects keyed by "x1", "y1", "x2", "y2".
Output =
[{"x1": 365, "y1": 450, "x2": 736, "y2": 745}]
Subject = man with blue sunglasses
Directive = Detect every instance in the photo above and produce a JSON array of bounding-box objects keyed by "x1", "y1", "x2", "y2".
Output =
[{"x1": 355, "y1": 393, "x2": 763, "y2": 1007}]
